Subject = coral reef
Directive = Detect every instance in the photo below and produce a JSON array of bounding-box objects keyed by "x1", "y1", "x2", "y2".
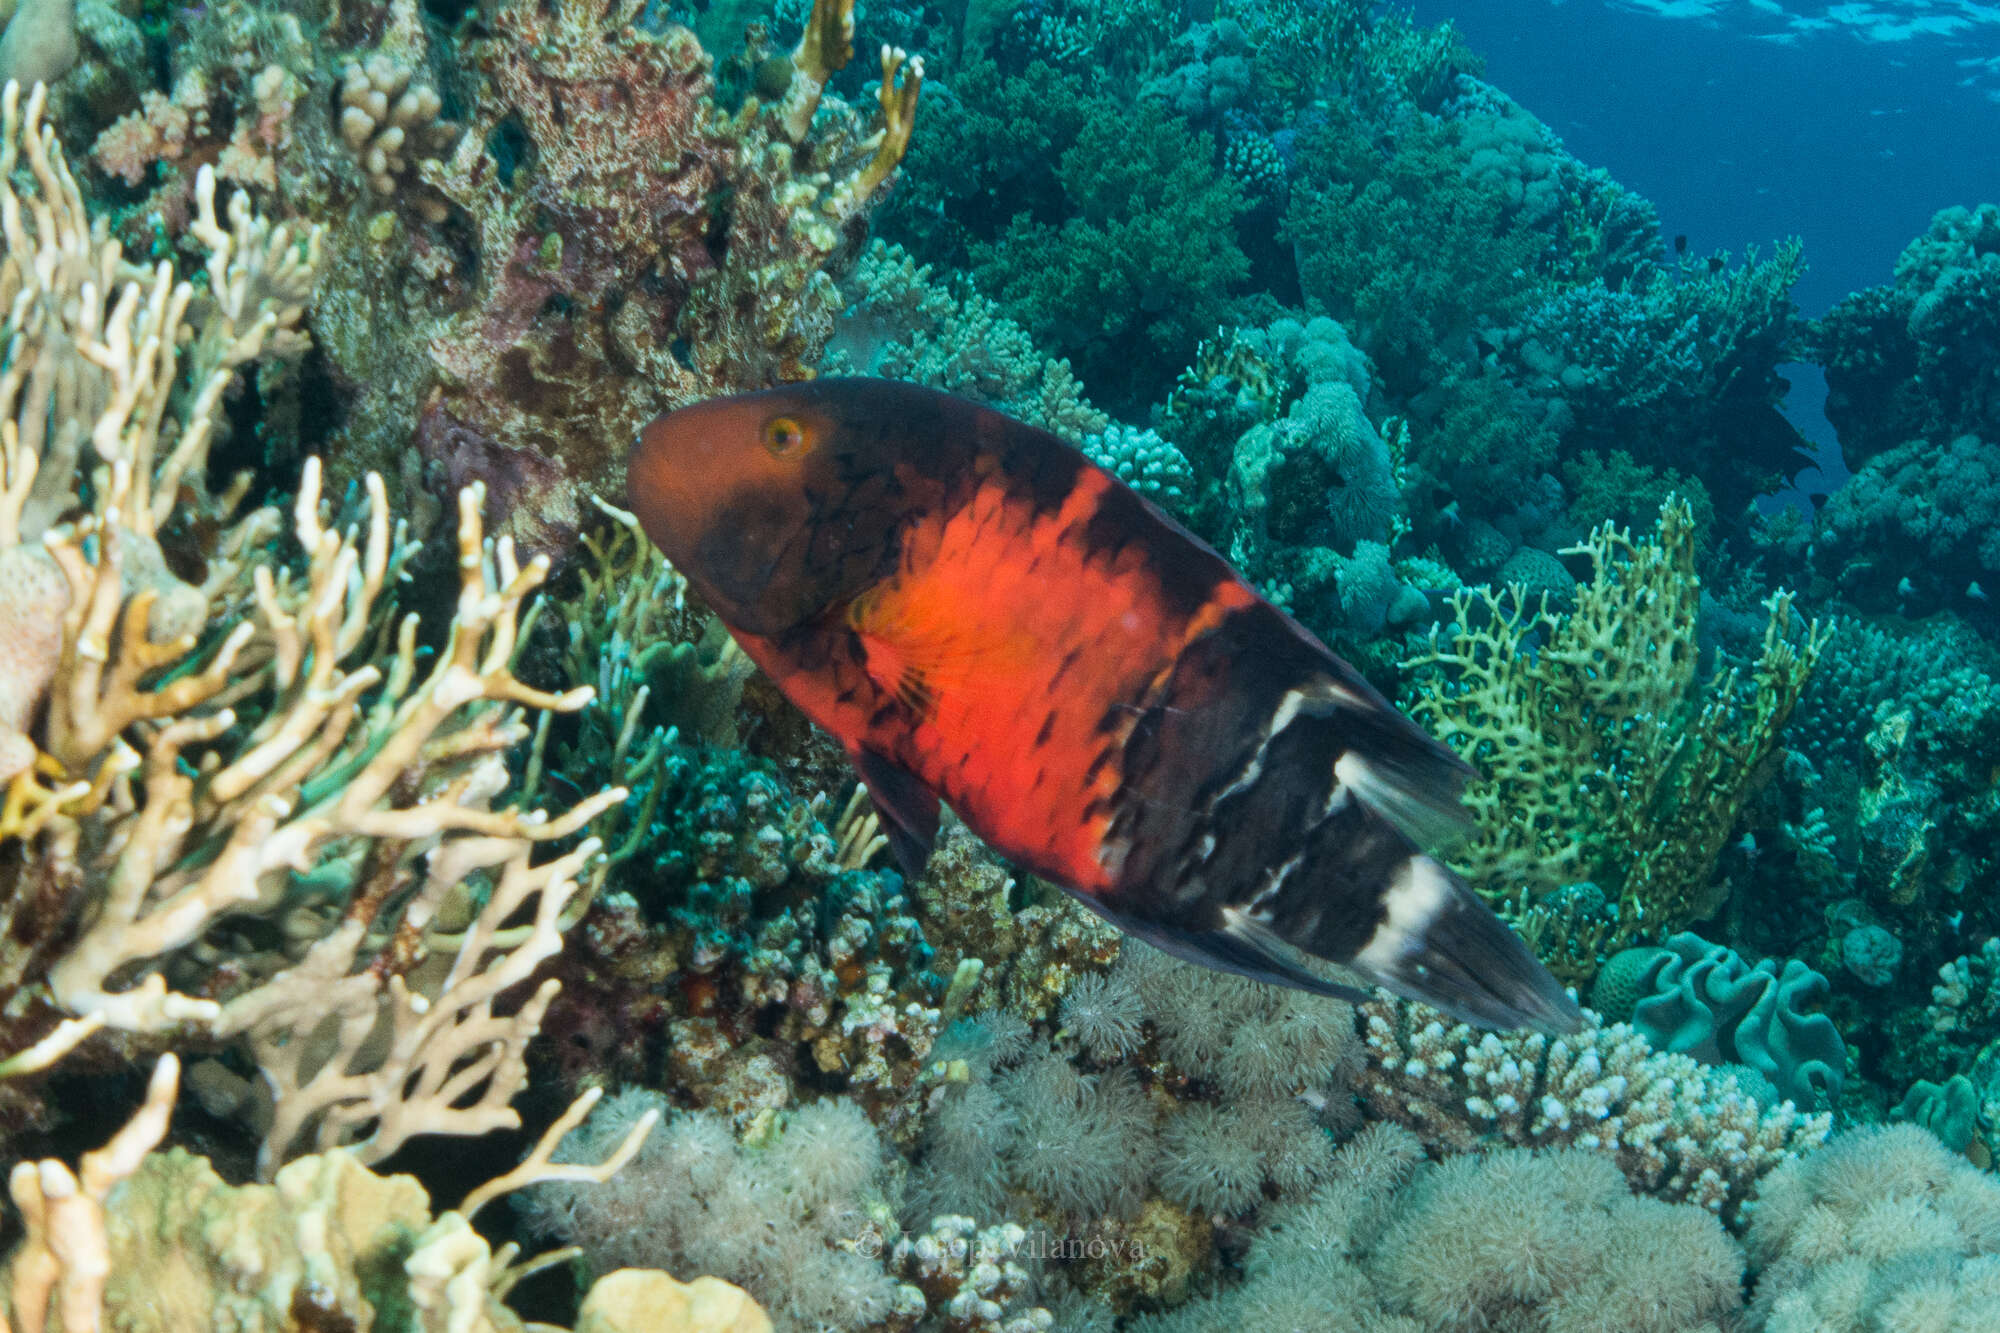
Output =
[
  {"x1": 78, "y1": 0, "x2": 925, "y2": 557},
  {"x1": 1816, "y1": 202, "x2": 2000, "y2": 467},
  {"x1": 12, "y1": 0, "x2": 2000, "y2": 1325}
]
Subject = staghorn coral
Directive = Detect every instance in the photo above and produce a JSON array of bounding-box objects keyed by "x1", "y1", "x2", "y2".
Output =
[{"x1": 1402, "y1": 499, "x2": 1826, "y2": 971}]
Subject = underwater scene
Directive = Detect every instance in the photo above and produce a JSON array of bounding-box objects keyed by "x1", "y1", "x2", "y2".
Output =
[{"x1": 2, "y1": 0, "x2": 1999, "y2": 1326}]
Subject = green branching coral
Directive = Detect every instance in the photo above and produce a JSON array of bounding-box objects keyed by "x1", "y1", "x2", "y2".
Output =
[
  {"x1": 1401, "y1": 500, "x2": 1827, "y2": 976},
  {"x1": 521, "y1": 502, "x2": 756, "y2": 867},
  {"x1": 971, "y1": 97, "x2": 1249, "y2": 408},
  {"x1": 1285, "y1": 109, "x2": 1544, "y2": 402}
]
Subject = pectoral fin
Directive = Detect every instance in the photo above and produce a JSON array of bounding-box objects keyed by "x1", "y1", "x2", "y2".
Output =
[{"x1": 852, "y1": 747, "x2": 940, "y2": 880}]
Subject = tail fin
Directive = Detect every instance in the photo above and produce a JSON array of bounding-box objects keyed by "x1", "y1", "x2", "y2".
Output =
[
  {"x1": 1341, "y1": 855, "x2": 1581, "y2": 1032},
  {"x1": 1102, "y1": 610, "x2": 1581, "y2": 1033}
]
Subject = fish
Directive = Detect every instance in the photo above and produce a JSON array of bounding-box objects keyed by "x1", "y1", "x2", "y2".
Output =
[{"x1": 628, "y1": 379, "x2": 1581, "y2": 1032}]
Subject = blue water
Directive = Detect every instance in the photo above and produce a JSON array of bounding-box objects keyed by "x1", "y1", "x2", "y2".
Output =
[{"x1": 1406, "y1": 0, "x2": 2000, "y2": 318}]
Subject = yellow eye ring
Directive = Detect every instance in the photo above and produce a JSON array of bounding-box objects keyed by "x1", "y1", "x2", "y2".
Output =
[{"x1": 760, "y1": 415, "x2": 812, "y2": 457}]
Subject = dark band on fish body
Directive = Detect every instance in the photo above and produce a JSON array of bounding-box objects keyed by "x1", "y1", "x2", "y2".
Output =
[{"x1": 1077, "y1": 481, "x2": 1234, "y2": 624}]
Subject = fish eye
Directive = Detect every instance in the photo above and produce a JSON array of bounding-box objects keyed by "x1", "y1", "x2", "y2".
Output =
[{"x1": 760, "y1": 415, "x2": 812, "y2": 458}]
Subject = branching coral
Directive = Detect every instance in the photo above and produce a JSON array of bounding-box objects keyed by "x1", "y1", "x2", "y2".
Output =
[
  {"x1": 1402, "y1": 499, "x2": 1826, "y2": 971},
  {"x1": 508, "y1": 505, "x2": 947, "y2": 1116},
  {"x1": 336, "y1": 50, "x2": 457, "y2": 213},
  {"x1": 970, "y1": 96, "x2": 1246, "y2": 407},
  {"x1": 0, "y1": 84, "x2": 630, "y2": 1186},
  {"x1": 0, "y1": 1056, "x2": 760, "y2": 1333},
  {"x1": 1357, "y1": 996, "x2": 1830, "y2": 1227}
]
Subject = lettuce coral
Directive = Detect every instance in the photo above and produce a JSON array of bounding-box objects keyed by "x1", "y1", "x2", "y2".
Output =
[{"x1": 1604, "y1": 932, "x2": 1847, "y2": 1110}]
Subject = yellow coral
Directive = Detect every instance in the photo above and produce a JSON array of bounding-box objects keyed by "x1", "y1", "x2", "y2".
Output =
[{"x1": 1403, "y1": 499, "x2": 1826, "y2": 964}]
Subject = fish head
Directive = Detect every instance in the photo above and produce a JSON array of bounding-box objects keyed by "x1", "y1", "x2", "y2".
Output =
[{"x1": 630, "y1": 381, "x2": 943, "y2": 635}]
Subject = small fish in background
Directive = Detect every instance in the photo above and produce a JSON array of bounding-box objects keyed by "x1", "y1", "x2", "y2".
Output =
[
  {"x1": 1674, "y1": 233, "x2": 1689, "y2": 255},
  {"x1": 629, "y1": 380, "x2": 1581, "y2": 1033}
]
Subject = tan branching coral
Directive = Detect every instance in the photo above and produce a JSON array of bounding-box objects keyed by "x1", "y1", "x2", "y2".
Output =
[
  {"x1": 0, "y1": 1056, "x2": 766, "y2": 1332},
  {"x1": 338, "y1": 50, "x2": 456, "y2": 217},
  {"x1": 0, "y1": 79, "x2": 319, "y2": 811},
  {"x1": 0, "y1": 83, "x2": 624, "y2": 1182}
]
